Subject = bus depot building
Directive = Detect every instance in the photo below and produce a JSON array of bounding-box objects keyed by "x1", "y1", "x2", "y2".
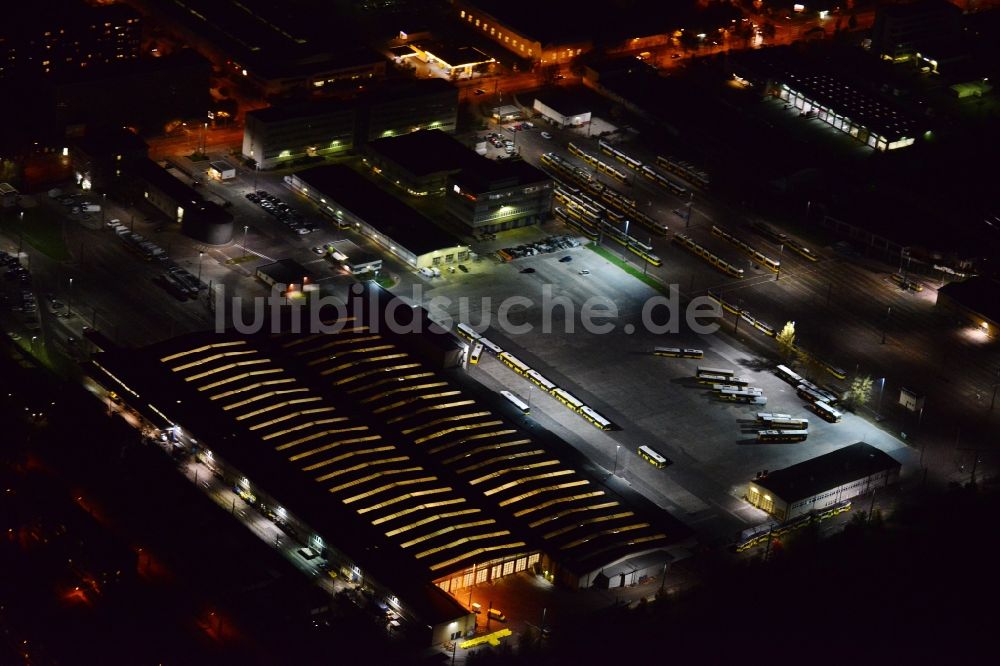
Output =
[
  {"x1": 285, "y1": 165, "x2": 470, "y2": 269},
  {"x1": 88, "y1": 287, "x2": 690, "y2": 646},
  {"x1": 746, "y1": 442, "x2": 901, "y2": 521}
]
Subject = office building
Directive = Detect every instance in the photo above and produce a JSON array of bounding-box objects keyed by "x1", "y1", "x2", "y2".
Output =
[{"x1": 363, "y1": 129, "x2": 553, "y2": 233}]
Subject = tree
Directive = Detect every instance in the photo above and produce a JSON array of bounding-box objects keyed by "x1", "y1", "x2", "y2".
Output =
[
  {"x1": 845, "y1": 375, "x2": 874, "y2": 411},
  {"x1": 776, "y1": 321, "x2": 796, "y2": 359}
]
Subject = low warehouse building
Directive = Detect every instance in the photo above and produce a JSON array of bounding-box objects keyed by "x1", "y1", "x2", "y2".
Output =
[
  {"x1": 134, "y1": 159, "x2": 234, "y2": 245},
  {"x1": 746, "y1": 442, "x2": 901, "y2": 521},
  {"x1": 285, "y1": 165, "x2": 469, "y2": 269},
  {"x1": 533, "y1": 90, "x2": 592, "y2": 128}
]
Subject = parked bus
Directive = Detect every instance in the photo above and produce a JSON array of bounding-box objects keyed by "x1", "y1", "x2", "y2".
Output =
[
  {"x1": 700, "y1": 375, "x2": 749, "y2": 387},
  {"x1": 766, "y1": 417, "x2": 809, "y2": 430},
  {"x1": 500, "y1": 390, "x2": 530, "y2": 414},
  {"x1": 551, "y1": 388, "x2": 584, "y2": 411},
  {"x1": 478, "y1": 337, "x2": 503, "y2": 355},
  {"x1": 654, "y1": 347, "x2": 704, "y2": 359},
  {"x1": 698, "y1": 366, "x2": 735, "y2": 378},
  {"x1": 757, "y1": 429, "x2": 808, "y2": 443},
  {"x1": 775, "y1": 364, "x2": 803, "y2": 385},
  {"x1": 756, "y1": 412, "x2": 793, "y2": 423},
  {"x1": 810, "y1": 401, "x2": 843, "y2": 423},
  {"x1": 498, "y1": 352, "x2": 530, "y2": 375},
  {"x1": 638, "y1": 445, "x2": 670, "y2": 468},
  {"x1": 525, "y1": 369, "x2": 558, "y2": 393},
  {"x1": 580, "y1": 405, "x2": 613, "y2": 431},
  {"x1": 456, "y1": 323, "x2": 480, "y2": 341},
  {"x1": 468, "y1": 342, "x2": 484, "y2": 365}
]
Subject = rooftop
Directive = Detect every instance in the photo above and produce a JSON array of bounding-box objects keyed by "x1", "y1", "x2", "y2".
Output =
[
  {"x1": 256, "y1": 259, "x2": 315, "y2": 286},
  {"x1": 533, "y1": 89, "x2": 593, "y2": 118},
  {"x1": 294, "y1": 164, "x2": 463, "y2": 255},
  {"x1": 414, "y1": 43, "x2": 493, "y2": 68},
  {"x1": 938, "y1": 277, "x2": 1000, "y2": 323},
  {"x1": 91, "y1": 288, "x2": 688, "y2": 623},
  {"x1": 753, "y1": 442, "x2": 901, "y2": 504}
]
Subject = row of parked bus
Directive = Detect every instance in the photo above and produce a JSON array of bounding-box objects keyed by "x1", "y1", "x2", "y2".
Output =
[
  {"x1": 774, "y1": 364, "x2": 843, "y2": 423},
  {"x1": 567, "y1": 142, "x2": 628, "y2": 183},
  {"x1": 640, "y1": 165, "x2": 688, "y2": 197},
  {"x1": 711, "y1": 225, "x2": 781, "y2": 273},
  {"x1": 748, "y1": 221, "x2": 819, "y2": 262},
  {"x1": 735, "y1": 500, "x2": 851, "y2": 552},
  {"x1": 653, "y1": 347, "x2": 704, "y2": 359},
  {"x1": 755, "y1": 412, "x2": 810, "y2": 443},
  {"x1": 542, "y1": 154, "x2": 669, "y2": 238},
  {"x1": 655, "y1": 155, "x2": 710, "y2": 190},
  {"x1": 552, "y1": 191, "x2": 663, "y2": 266},
  {"x1": 673, "y1": 234, "x2": 745, "y2": 279},
  {"x1": 598, "y1": 139, "x2": 643, "y2": 172},
  {"x1": 456, "y1": 323, "x2": 614, "y2": 431},
  {"x1": 705, "y1": 291, "x2": 777, "y2": 338},
  {"x1": 697, "y1": 367, "x2": 767, "y2": 405}
]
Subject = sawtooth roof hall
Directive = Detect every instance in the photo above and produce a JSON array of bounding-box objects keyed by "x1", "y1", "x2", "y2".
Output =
[{"x1": 90, "y1": 286, "x2": 690, "y2": 645}]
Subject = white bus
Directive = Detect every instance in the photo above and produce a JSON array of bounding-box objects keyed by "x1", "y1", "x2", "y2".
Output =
[
  {"x1": 500, "y1": 390, "x2": 530, "y2": 414},
  {"x1": 756, "y1": 412, "x2": 793, "y2": 423},
  {"x1": 698, "y1": 366, "x2": 735, "y2": 378},
  {"x1": 654, "y1": 347, "x2": 704, "y2": 359},
  {"x1": 775, "y1": 364, "x2": 803, "y2": 385},
  {"x1": 469, "y1": 342, "x2": 484, "y2": 365},
  {"x1": 756, "y1": 429, "x2": 808, "y2": 443},
  {"x1": 478, "y1": 337, "x2": 503, "y2": 355}
]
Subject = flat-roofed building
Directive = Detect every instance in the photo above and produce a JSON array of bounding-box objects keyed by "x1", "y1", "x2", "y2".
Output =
[
  {"x1": 871, "y1": 0, "x2": 963, "y2": 64},
  {"x1": 71, "y1": 127, "x2": 149, "y2": 191},
  {"x1": 746, "y1": 442, "x2": 901, "y2": 521},
  {"x1": 731, "y1": 46, "x2": 924, "y2": 151},
  {"x1": 243, "y1": 101, "x2": 357, "y2": 170},
  {"x1": 363, "y1": 129, "x2": 553, "y2": 232},
  {"x1": 134, "y1": 159, "x2": 234, "y2": 245},
  {"x1": 937, "y1": 277, "x2": 1000, "y2": 337},
  {"x1": 407, "y1": 42, "x2": 496, "y2": 79},
  {"x1": 533, "y1": 90, "x2": 592, "y2": 128},
  {"x1": 242, "y1": 79, "x2": 457, "y2": 169},
  {"x1": 89, "y1": 285, "x2": 691, "y2": 644},
  {"x1": 285, "y1": 165, "x2": 469, "y2": 269}
]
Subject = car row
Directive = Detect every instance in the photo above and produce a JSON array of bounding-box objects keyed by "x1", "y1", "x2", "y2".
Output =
[
  {"x1": 498, "y1": 235, "x2": 581, "y2": 261},
  {"x1": 247, "y1": 190, "x2": 317, "y2": 235}
]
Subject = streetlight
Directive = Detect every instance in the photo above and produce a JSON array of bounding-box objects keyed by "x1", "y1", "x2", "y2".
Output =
[
  {"x1": 68, "y1": 277, "x2": 74, "y2": 318},
  {"x1": 198, "y1": 251, "x2": 204, "y2": 284},
  {"x1": 242, "y1": 226, "x2": 249, "y2": 259},
  {"x1": 621, "y1": 219, "x2": 630, "y2": 261},
  {"x1": 775, "y1": 244, "x2": 784, "y2": 281},
  {"x1": 612, "y1": 444, "x2": 620, "y2": 477},
  {"x1": 877, "y1": 376, "x2": 886, "y2": 419}
]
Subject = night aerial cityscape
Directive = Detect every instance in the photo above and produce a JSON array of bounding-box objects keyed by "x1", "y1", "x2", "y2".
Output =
[{"x1": 2, "y1": 0, "x2": 1000, "y2": 663}]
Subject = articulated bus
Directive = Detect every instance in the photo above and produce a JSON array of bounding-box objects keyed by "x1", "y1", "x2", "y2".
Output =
[
  {"x1": 478, "y1": 337, "x2": 503, "y2": 355},
  {"x1": 756, "y1": 412, "x2": 792, "y2": 423},
  {"x1": 456, "y1": 323, "x2": 480, "y2": 341},
  {"x1": 775, "y1": 364, "x2": 803, "y2": 385},
  {"x1": 713, "y1": 385, "x2": 762, "y2": 396},
  {"x1": 638, "y1": 445, "x2": 670, "y2": 468},
  {"x1": 654, "y1": 347, "x2": 704, "y2": 359},
  {"x1": 698, "y1": 366, "x2": 735, "y2": 378},
  {"x1": 757, "y1": 429, "x2": 808, "y2": 443},
  {"x1": 469, "y1": 342, "x2": 484, "y2": 365},
  {"x1": 551, "y1": 388, "x2": 584, "y2": 411},
  {"x1": 580, "y1": 405, "x2": 613, "y2": 430},
  {"x1": 500, "y1": 390, "x2": 530, "y2": 415},
  {"x1": 700, "y1": 376, "x2": 749, "y2": 387},
  {"x1": 796, "y1": 385, "x2": 827, "y2": 404},
  {"x1": 715, "y1": 388, "x2": 767, "y2": 404},
  {"x1": 768, "y1": 417, "x2": 809, "y2": 430},
  {"x1": 820, "y1": 360, "x2": 848, "y2": 380},
  {"x1": 525, "y1": 369, "x2": 558, "y2": 393},
  {"x1": 809, "y1": 400, "x2": 843, "y2": 423},
  {"x1": 499, "y1": 352, "x2": 531, "y2": 376}
]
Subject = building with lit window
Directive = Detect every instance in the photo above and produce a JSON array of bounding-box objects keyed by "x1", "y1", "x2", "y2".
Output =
[
  {"x1": 0, "y1": 2, "x2": 142, "y2": 81},
  {"x1": 871, "y1": 0, "x2": 964, "y2": 68},
  {"x1": 71, "y1": 127, "x2": 150, "y2": 192},
  {"x1": 285, "y1": 165, "x2": 469, "y2": 269},
  {"x1": 89, "y1": 285, "x2": 691, "y2": 645},
  {"x1": 362, "y1": 128, "x2": 553, "y2": 233},
  {"x1": 452, "y1": 0, "x2": 592, "y2": 64},
  {"x1": 405, "y1": 43, "x2": 496, "y2": 79},
  {"x1": 732, "y1": 46, "x2": 924, "y2": 152},
  {"x1": 133, "y1": 159, "x2": 234, "y2": 245},
  {"x1": 242, "y1": 79, "x2": 457, "y2": 169},
  {"x1": 746, "y1": 442, "x2": 901, "y2": 522}
]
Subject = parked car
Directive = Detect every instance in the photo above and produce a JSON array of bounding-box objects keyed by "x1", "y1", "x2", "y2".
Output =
[
  {"x1": 559, "y1": 256, "x2": 572, "y2": 262},
  {"x1": 578, "y1": 269, "x2": 590, "y2": 275},
  {"x1": 519, "y1": 267, "x2": 535, "y2": 274}
]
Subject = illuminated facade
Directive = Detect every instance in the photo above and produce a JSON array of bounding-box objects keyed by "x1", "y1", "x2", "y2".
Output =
[
  {"x1": 452, "y1": 0, "x2": 591, "y2": 64},
  {"x1": 746, "y1": 443, "x2": 901, "y2": 521}
]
